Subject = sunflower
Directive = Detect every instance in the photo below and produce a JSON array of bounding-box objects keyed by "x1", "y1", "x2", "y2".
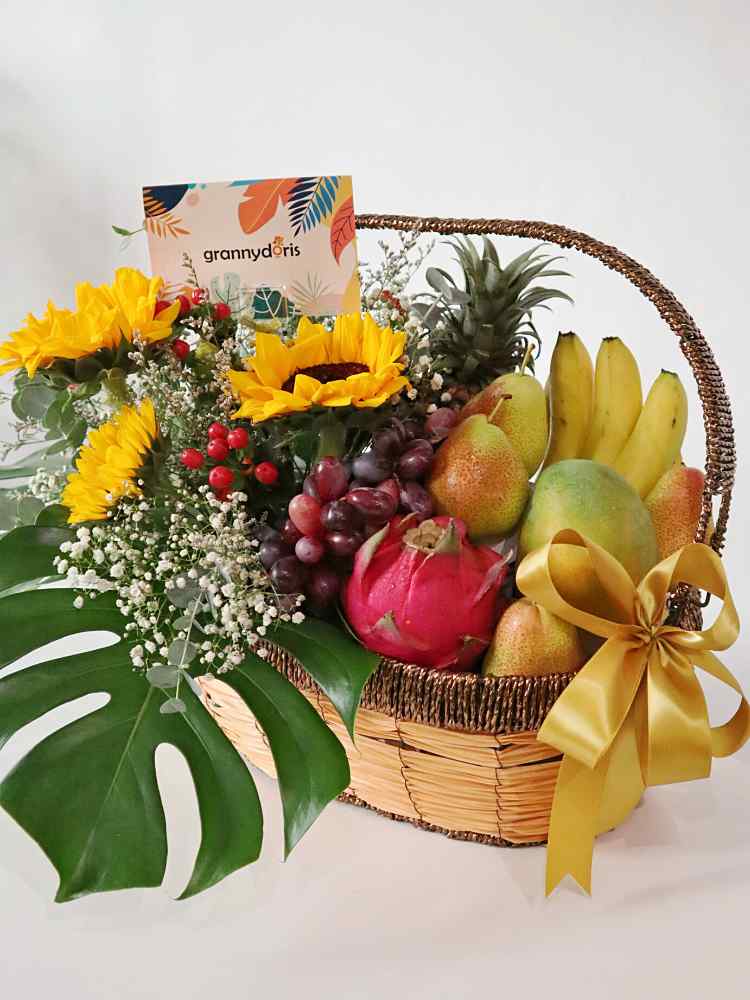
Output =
[
  {"x1": 0, "y1": 302, "x2": 73, "y2": 379},
  {"x1": 228, "y1": 314, "x2": 410, "y2": 422},
  {"x1": 61, "y1": 399, "x2": 158, "y2": 524},
  {"x1": 0, "y1": 269, "x2": 179, "y2": 379},
  {"x1": 94, "y1": 268, "x2": 180, "y2": 345}
]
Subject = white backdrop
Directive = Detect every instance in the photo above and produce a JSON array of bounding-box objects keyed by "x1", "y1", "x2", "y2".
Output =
[{"x1": 1, "y1": 2, "x2": 748, "y2": 997}]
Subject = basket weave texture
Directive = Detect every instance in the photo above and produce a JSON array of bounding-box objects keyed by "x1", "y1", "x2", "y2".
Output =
[{"x1": 201, "y1": 214, "x2": 735, "y2": 846}]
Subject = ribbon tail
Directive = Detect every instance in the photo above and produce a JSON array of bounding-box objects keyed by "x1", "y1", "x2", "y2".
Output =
[
  {"x1": 545, "y1": 709, "x2": 646, "y2": 896},
  {"x1": 545, "y1": 753, "x2": 608, "y2": 896},
  {"x1": 690, "y1": 650, "x2": 750, "y2": 758}
]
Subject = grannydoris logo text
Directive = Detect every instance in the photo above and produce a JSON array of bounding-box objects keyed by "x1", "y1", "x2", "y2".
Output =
[
  {"x1": 203, "y1": 236, "x2": 301, "y2": 264},
  {"x1": 143, "y1": 177, "x2": 360, "y2": 317}
]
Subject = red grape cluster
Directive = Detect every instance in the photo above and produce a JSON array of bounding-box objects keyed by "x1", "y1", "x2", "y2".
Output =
[{"x1": 260, "y1": 419, "x2": 443, "y2": 612}]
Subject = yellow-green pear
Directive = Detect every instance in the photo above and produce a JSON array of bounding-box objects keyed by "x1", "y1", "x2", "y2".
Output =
[
  {"x1": 427, "y1": 413, "x2": 530, "y2": 541},
  {"x1": 482, "y1": 598, "x2": 587, "y2": 677},
  {"x1": 460, "y1": 371, "x2": 548, "y2": 476}
]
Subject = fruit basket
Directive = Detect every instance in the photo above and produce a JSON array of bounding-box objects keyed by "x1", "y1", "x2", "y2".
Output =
[
  {"x1": 1, "y1": 202, "x2": 745, "y2": 903},
  {"x1": 199, "y1": 212, "x2": 735, "y2": 848}
]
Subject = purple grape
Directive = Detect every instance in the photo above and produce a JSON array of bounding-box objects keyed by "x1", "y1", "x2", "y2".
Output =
[
  {"x1": 348, "y1": 478, "x2": 367, "y2": 490},
  {"x1": 400, "y1": 481, "x2": 434, "y2": 521},
  {"x1": 312, "y1": 456, "x2": 350, "y2": 502},
  {"x1": 346, "y1": 487, "x2": 398, "y2": 522},
  {"x1": 398, "y1": 445, "x2": 434, "y2": 480},
  {"x1": 251, "y1": 523, "x2": 280, "y2": 543},
  {"x1": 401, "y1": 420, "x2": 422, "y2": 441},
  {"x1": 352, "y1": 450, "x2": 393, "y2": 484},
  {"x1": 270, "y1": 556, "x2": 308, "y2": 594},
  {"x1": 406, "y1": 438, "x2": 433, "y2": 456},
  {"x1": 295, "y1": 536, "x2": 326, "y2": 565},
  {"x1": 321, "y1": 499, "x2": 361, "y2": 533},
  {"x1": 280, "y1": 517, "x2": 304, "y2": 546},
  {"x1": 303, "y1": 475, "x2": 321, "y2": 501},
  {"x1": 307, "y1": 566, "x2": 341, "y2": 607},
  {"x1": 372, "y1": 427, "x2": 403, "y2": 458},
  {"x1": 425, "y1": 407, "x2": 458, "y2": 439},
  {"x1": 325, "y1": 531, "x2": 363, "y2": 558},
  {"x1": 259, "y1": 538, "x2": 291, "y2": 570}
]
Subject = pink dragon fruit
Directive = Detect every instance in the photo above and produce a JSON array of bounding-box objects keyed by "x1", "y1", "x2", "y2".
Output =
[{"x1": 342, "y1": 515, "x2": 509, "y2": 670}]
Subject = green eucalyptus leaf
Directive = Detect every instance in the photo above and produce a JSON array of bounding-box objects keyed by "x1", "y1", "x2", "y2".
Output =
[
  {"x1": 146, "y1": 664, "x2": 181, "y2": 688},
  {"x1": 270, "y1": 617, "x2": 379, "y2": 740},
  {"x1": 160, "y1": 697, "x2": 187, "y2": 715},
  {"x1": 167, "y1": 639, "x2": 198, "y2": 666},
  {"x1": 17, "y1": 495, "x2": 45, "y2": 525},
  {"x1": 35, "y1": 504, "x2": 70, "y2": 527},
  {"x1": 221, "y1": 651, "x2": 349, "y2": 858}
]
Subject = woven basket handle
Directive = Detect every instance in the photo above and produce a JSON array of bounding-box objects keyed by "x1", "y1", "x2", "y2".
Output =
[{"x1": 356, "y1": 213, "x2": 735, "y2": 554}]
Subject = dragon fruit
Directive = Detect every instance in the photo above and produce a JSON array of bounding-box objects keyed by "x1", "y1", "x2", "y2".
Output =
[{"x1": 342, "y1": 515, "x2": 509, "y2": 670}]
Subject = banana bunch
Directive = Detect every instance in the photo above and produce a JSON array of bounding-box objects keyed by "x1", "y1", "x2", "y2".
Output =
[{"x1": 541, "y1": 332, "x2": 688, "y2": 497}]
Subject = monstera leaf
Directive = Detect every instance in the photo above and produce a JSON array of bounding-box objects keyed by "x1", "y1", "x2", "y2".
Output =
[{"x1": 0, "y1": 527, "x2": 379, "y2": 901}]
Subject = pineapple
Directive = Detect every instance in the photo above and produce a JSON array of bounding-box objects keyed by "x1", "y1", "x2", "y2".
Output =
[{"x1": 412, "y1": 237, "x2": 572, "y2": 388}]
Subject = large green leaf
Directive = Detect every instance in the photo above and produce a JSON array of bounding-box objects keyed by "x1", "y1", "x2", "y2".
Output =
[
  {"x1": 0, "y1": 589, "x2": 263, "y2": 901},
  {"x1": 270, "y1": 617, "x2": 379, "y2": 739},
  {"x1": 0, "y1": 525, "x2": 71, "y2": 594},
  {"x1": 220, "y1": 652, "x2": 350, "y2": 857},
  {"x1": 0, "y1": 527, "x2": 365, "y2": 901}
]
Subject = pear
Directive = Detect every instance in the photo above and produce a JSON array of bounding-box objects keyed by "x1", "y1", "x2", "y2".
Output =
[
  {"x1": 482, "y1": 598, "x2": 586, "y2": 677},
  {"x1": 427, "y1": 413, "x2": 530, "y2": 541},
  {"x1": 645, "y1": 463, "x2": 710, "y2": 559},
  {"x1": 460, "y1": 372, "x2": 548, "y2": 477}
]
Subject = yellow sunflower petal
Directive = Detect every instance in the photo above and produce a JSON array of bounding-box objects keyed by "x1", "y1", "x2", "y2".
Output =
[
  {"x1": 61, "y1": 398, "x2": 158, "y2": 524},
  {"x1": 251, "y1": 332, "x2": 295, "y2": 387}
]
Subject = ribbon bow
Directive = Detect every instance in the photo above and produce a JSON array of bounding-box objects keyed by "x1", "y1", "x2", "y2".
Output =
[{"x1": 516, "y1": 529, "x2": 750, "y2": 896}]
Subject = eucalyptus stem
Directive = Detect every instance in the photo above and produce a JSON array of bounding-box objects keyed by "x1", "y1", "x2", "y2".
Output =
[{"x1": 102, "y1": 368, "x2": 132, "y2": 409}]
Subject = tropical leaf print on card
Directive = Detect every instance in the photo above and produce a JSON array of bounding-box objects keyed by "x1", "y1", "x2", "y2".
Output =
[
  {"x1": 287, "y1": 177, "x2": 340, "y2": 237},
  {"x1": 238, "y1": 179, "x2": 297, "y2": 236},
  {"x1": 329, "y1": 196, "x2": 355, "y2": 264}
]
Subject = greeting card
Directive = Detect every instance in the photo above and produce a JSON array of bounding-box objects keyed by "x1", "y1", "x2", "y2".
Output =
[{"x1": 143, "y1": 177, "x2": 359, "y2": 316}]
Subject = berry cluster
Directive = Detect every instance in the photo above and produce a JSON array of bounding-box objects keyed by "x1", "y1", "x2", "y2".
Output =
[
  {"x1": 154, "y1": 288, "x2": 233, "y2": 363},
  {"x1": 180, "y1": 422, "x2": 277, "y2": 501},
  {"x1": 259, "y1": 418, "x2": 446, "y2": 613}
]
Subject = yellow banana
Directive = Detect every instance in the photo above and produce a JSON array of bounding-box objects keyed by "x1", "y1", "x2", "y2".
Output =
[
  {"x1": 583, "y1": 337, "x2": 642, "y2": 466},
  {"x1": 542, "y1": 332, "x2": 593, "y2": 469},
  {"x1": 613, "y1": 370, "x2": 688, "y2": 497}
]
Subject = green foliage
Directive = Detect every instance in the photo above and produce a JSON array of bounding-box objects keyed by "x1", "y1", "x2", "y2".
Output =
[
  {"x1": 413, "y1": 238, "x2": 573, "y2": 387},
  {"x1": 0, "y1": 527, "x2": 380, "y2": 901}
]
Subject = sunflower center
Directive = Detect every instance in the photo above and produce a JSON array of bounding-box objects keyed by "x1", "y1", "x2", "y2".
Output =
[{"x1": 281, "y1": 362, "x2": 369, "y2": 393}]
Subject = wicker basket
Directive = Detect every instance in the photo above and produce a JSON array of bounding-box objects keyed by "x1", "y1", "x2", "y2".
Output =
[{"x1": 199, "y1": 214, "x2": 736, "y2": 847}]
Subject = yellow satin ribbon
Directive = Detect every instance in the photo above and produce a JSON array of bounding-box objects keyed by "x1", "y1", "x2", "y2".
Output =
[{"x1": 516, "y1": 529, "x2": 750, "y2": 896}]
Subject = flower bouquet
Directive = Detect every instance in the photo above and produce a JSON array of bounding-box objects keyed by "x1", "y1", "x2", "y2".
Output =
[{"x1": 0, "y1": 214, "x2": 746, "y2": 902}]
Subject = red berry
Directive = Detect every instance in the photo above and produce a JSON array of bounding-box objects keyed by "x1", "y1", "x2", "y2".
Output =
[
  {"x1": 213, "y1": 488, "x2": 230, "y2": 502},
  {"x1": 207, "y1": 439, "x2": 230, "y2": 461},
  {"x1": 171, "y1": 338, "x2": 190, "y2": 361},
  {"x1": 207, "y1": 421, "x2": 229, "y2": 440},
  {"x1": 180, "y1": 448, "x2": 204, "y2": 470},
  {"x1": 208, "y1": 466, "x2": 234, "y2": 491},
  {"x1": 154, "y1": 299, "x2": 172, "y2": 316},
  {"x1": 191, "y1": 288, "x2": 206, "y2": 305},
  {"x1": 227, "y1": 427, "x2": 250, "y2": 450},
  {"x1": 177, "y1": 294, "x2": 191, "y2": 316},
  {"x1": 213, "y1": 302, "x2": 231, "y2": 321},
  {"x1": 255, "y1": 461, "x2": 279, "y2": 486}
]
